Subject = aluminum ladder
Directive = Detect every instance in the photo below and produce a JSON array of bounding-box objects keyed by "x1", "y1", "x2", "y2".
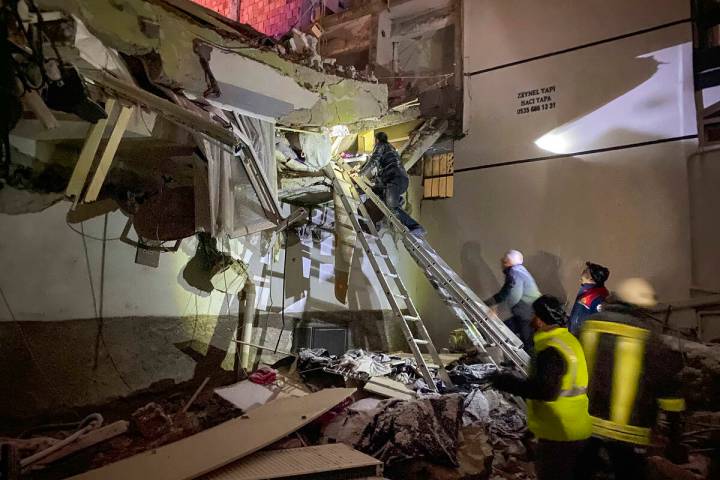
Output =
[
  {"x1": 327, "y1": 165, "x2": 452, "y2": 391},
  {"x1": 341, "y1": 163, "x2": 531, "y2": 374}
]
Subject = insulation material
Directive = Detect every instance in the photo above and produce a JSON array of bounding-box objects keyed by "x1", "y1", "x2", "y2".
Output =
[
  {"x1": 299, "y1": 133, "x2": 332, "y2": 170},
  {"x1": 199, "y1": 114, "x2": 278, "y2": 238}
]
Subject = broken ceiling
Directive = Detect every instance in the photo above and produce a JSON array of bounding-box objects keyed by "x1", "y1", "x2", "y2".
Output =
[{"x1": 35, "y1": 0, "x2": 389, "y2": 126}]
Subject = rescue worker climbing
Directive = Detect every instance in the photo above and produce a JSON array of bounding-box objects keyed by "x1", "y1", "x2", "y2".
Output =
[
  {"x1": 579, "y1": 278, "x2": 687, "y2": 479},
  {"x1": 353, "y1": 131, "x2": 425, "y2": 236},
  {"x1": 489, "y1": 295, "x2": 592, "y2": 480}
]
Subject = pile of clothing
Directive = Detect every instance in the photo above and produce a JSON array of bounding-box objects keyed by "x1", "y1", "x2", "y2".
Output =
[{"x1": 298, "y1": 348, "x2": 418, "y2": 383}]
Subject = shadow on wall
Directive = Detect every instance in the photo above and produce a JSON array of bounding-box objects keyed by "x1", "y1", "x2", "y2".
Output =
[
  {"x1": 460, "y1": 241, "x2": 500, "y2": 299},
  {"x1": 174, "y1": 293, "x2": 239, "y2": 381},
  {"x1": 524, "y1": 251, "x2": 566, "y2": 303}
]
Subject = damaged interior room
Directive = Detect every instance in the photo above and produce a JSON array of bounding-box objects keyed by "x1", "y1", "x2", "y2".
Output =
[{"x1": 1, "y1": 0, "x2": 720, "y2": 479}]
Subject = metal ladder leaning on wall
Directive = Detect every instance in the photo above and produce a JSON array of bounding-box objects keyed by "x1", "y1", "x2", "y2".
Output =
[
  {"x1": 326, "y1": 165, "x2": 452, "y2": 391},
  {"x1": 339, "y1": 162, "x2": 531, "y2": 375}
]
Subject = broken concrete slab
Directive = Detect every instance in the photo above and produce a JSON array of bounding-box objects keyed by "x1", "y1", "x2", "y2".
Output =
[{"x1": 37, "y1": 0, "x2": 387, "y2": 126}]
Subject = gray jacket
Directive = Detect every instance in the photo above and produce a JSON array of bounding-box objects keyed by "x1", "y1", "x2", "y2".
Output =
[{"x1": 485, "y1": 265, "x2": 541, "y2": 313}]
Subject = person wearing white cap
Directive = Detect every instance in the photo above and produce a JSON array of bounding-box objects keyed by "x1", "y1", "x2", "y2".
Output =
[{"x1": 484, "y1": 249, "x2": 541, "y2": 352}]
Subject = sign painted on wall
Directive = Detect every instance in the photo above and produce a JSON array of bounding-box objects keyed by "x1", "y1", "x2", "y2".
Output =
[{"x1": 516, "y1": 85, "x2": 556, "y2": 115}]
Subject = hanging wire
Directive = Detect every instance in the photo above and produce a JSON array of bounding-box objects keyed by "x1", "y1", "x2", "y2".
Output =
[
  {"x1": 80, "y1": 222, "x2": 99, "y2": 318},
  {"x1": 77, "y1": 214, "x2": 131, "y2": 391},
  {"x1": 66, "y1": 219, "x2": 122, "y2": 242}
]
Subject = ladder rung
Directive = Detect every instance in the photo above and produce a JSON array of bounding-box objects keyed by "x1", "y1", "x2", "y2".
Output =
[
  {"x1": 403, "y1": 315, "x2": 420, "y2": 322},
  {"x1": 413, "y1": 339, "x2": 429, "y2": 345},
  {"x1": 390, "y1": 292, "x2": 408, "y2": 299}
]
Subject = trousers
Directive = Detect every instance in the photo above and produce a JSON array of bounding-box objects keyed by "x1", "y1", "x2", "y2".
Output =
[
  {"x1": 505, "y1": 302, "x2": 535, "y2": 353},
  {"x1": 535, "y1": 439, "x2": 588, "y2": 480},
  {"x1": 372, "y1": 173, "x2": 421, "y2": 231},
  {"x1": 578, "y1": 437, "x2": 646, "y2": 480}
]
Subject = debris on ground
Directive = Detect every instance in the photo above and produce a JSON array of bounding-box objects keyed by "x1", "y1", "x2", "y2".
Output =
[
  {"x1": 5, "y1": 345, "x2": 718, "y2": 480},
  {"x1": 130, "y1": 403, "x2": 172, "y2": 440}
]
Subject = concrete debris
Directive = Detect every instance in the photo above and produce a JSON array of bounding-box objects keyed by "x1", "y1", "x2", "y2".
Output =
[
  {"x1": 354, "y1": 395, "x2": 464, "y2": 466},
  {"x1": 647, "y1": 456, "x2": 704, "y2": 480},
  {"x1": 131, "y1": 403, "x2": 173, "y2": 440},
  {"x1": 664, "y1": 337, "x2": 720, "y2": 410}
]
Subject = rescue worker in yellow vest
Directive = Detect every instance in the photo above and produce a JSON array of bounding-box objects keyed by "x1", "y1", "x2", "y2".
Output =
[
  {"x1": 489, "y1": 295, "x2": 592, "y2": 480},
  {"x1": 579, "y1": 278, "x2": 686, "y2": 479}
]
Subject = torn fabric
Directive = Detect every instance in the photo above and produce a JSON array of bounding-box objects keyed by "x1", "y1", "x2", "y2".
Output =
[{"x1": 299, "y1": 133, "x2": 331, "y2": 170}]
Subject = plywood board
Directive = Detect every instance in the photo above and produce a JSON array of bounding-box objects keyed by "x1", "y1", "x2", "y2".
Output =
[
  {"x1": 200, "y1": 444, "x2": 382, "y2": 480},
  {"x1": 70, "y1": 388, "x2": 356, "y2": 480},
  {"x1": 364, "y1": 377, "x2": 415, "y2": 400},
  {"x1": 66, "y1": 98, "x2": 116, "y2": 200},
  {"x1": 84, "y1": 105, "x2": 134, "y2": 202}
]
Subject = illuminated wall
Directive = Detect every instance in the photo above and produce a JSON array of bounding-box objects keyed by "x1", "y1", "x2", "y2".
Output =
[
  {"x1": 239, "y1": 0, "x2": 309, "y2": 37},
  {"x1": 416, "y1": 0, "x2": 697, "y2": 344},
  {"x1": 189, "y1": 0, "x2": 309, "y2": 36},
  {"x1": 192, "y1": 0, "x2": 240, "y2": 20}
]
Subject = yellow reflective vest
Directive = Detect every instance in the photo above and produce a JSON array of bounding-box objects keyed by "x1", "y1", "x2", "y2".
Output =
[{"x1": 527, "y1": 327, "x2": 593, "y2": 442}]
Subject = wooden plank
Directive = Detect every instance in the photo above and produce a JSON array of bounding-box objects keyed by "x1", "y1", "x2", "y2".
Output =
[
  {"x1": 82, "y1": 70, "x2": 235, "y2": 145},
  {"x1": 439, "y1": 154, "x2": 447, "y2": 198},
  {"x1": 431, "y1": 155, "x2": 440, "y2": 198},
  {"x1": 83, "y1": 105, "x2": 134, "y2": 202},
  {"x1": 364, "y1": 377, "x2": 415, "y2": 400},
  {"x1": 69, "y1": 388, "x2": 356, "y2": 480},
  {"x1": 65, "y1": 98, "x2": 116, "y2": 200},
  {"x1": 35, "y1": 421, "x2": 129, "y2": 466},
  {"x1": 200, "y1": 444, "x2": 382, "y2": 480}
]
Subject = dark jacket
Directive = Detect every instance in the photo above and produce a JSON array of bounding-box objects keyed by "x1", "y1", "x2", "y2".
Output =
[
  {"x1": 492, "y1": 347, "x2": 565, "y2": 400},
  {"x1": 485, "y1": 264, "x2": 541, "y2": 318},
  {"x1": 567, "y1": 284, "x2": 609, "y2": 336},
  {"x1": 581, "y1": 302, "x2": 685, "y2": 445},
  {"x1": 358, "y1": 142, "x2": 408, "y2": 183}
]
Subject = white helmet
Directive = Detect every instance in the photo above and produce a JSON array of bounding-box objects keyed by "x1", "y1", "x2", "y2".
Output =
[{"x1": 615, "y1": 278, "x2": 657, "y2": 308}]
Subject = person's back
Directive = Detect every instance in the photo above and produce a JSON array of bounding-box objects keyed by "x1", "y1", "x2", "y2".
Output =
[
  {"x1": 581, "y1": 302, "x2": 684, "y2": 444},
  {"x1": 506, "y1": 264, "x2": 542, "y2": 306},
  {"x1": 490, "y1": 295, "x2": 591, "y2": 480},
  {"x1": 354, "y1": 131, "x2": 423, "y2": 235},
  {"x1": 579, "y1": 278, "x2": 686, "y2": 479},
  {"x1": 485, "y1": 250, "x2": 541, "y2": 352}
]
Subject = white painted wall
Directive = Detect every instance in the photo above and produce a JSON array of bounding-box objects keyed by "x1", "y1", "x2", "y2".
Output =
[
  {"x1": 416, "y1": 0, "x2": 697, "y2": 345},
  {"x1": 0, "y1": 199, "x2": 406, "y2": 322},
  {"x1": 463, "y1": 0, "x2": 689, "y2": 73}
]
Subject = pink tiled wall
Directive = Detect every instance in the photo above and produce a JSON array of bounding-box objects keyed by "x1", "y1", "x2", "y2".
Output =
[{"x1": 192, "y1": 0, "x2": 240, "y2": 20}]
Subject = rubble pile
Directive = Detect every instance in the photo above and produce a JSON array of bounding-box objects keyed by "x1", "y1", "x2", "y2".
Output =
[{"x1": 3, "y1": 343, "x2": 718, "y2": 479}]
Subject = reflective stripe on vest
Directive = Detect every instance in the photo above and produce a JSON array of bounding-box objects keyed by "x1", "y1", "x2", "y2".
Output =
[
  {"x1": 581, "y1": 320, "x2": 658, "y2": 445},
  {"x1": 527, "y1": 328, "x2": 592, "y2": 442},
  {"x1": 546, "y1": 336, "x2": 586, "y2": 398}
]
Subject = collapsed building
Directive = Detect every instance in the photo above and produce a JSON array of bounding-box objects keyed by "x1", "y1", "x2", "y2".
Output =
[{"x1": 0, "y1": 0, "x2": 719, "y2": 479}]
